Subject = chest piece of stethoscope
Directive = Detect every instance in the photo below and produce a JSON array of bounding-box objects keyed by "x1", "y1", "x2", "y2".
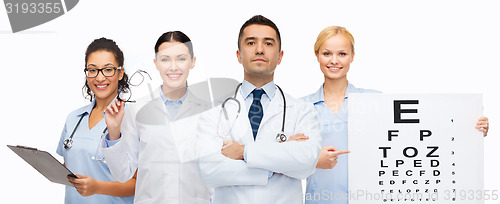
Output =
[
  {"x1": 63, "y1": 139, "x2": 73, "y2": 149},
  {"x1": 276, "y1": 132, "x2": 287, "y2": 143}
]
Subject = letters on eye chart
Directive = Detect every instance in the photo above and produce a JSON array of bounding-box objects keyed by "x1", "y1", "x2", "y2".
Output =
[{"x1": 348, "y1": 94, "x2": 484, "y2": 203}]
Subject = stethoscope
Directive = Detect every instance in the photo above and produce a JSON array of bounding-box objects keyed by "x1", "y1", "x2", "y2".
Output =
[
  {"x1": 221, "y1": 83, "x2": 287, "y2": 142},
  {"x1": 63, "y1": 113, "x2": 108, "y2": 150},
  {"x1": 64, "y1": 89, "x2": 133, "y2": 150}
]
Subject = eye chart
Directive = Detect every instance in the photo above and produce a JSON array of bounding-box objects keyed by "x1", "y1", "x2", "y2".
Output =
[{"x1": 348, "y1": 94, "x2": 486, "y2": 203}]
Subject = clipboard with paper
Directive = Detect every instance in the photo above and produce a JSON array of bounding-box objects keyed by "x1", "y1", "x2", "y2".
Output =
[{"x1": 7, "y1": 145, "x2": 76, "y2": 186}]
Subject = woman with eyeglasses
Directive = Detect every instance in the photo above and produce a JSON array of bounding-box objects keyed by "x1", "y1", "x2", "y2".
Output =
[
  {"x1": 56, "y1": 38, "x2": 135, "y2": 204},
  {"x1": 102, "y1": 31, "x2": 212, "y2": 203}
]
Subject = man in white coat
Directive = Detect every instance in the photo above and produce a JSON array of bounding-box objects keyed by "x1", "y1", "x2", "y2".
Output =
[{"x1": 197, "y1": 15, "x2": 322, "y2": 204}]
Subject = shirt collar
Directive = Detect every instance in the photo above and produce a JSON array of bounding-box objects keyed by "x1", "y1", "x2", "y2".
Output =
[
  {"x1": 345, "y1": 82, "x2": 358, "y2": 99},
  {"x1": 241, "y1": 80, "x2": 276, "y2": 100},
  {"x1": 310, "y1": 81, "x2": 356, "y2": 104},
  {"x1": 310, "y1": 84, "x2": 326, "y2": 104},
  {"x1": 77, "y1": 100, "x2": 95, "y2": 117},
  {"x1": 159, "y1": 86, "x2": 188, "y2": 104}
]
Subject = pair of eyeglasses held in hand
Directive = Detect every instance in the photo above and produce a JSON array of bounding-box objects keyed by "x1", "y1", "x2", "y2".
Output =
[{"x1": 116, "y1": 69, "x2": 152, "y2": 103}]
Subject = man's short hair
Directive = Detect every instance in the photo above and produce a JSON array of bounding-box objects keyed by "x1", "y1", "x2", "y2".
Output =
[{"x1": 238, "y1": 15, "x2": 281, "y2": 50}]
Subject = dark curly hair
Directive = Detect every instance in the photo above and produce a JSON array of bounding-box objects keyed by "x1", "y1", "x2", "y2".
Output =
[{"x1": 82, "y1": 37, "x2": 130, "y2": 102}]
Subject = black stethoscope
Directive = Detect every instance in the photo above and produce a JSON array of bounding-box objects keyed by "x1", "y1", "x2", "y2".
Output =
[
  {"x1": 64, "y1": 91, "x2": 129, "y2": 150},
  {"x1": 222, "y1": 83, "x2": 287, "y2": 142},
  {"x1": 63, "y1": 113, "x2": 108, "y2": 149}
]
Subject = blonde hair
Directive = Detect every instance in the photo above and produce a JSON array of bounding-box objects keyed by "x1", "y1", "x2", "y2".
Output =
[{"x1": 314, "y1": 26, "x2": 355, "y2": 54}]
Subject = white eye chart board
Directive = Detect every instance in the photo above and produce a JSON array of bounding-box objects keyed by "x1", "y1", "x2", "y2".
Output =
[{"x1": 348, "y1": 94, "x2": 485, "y2": 203}]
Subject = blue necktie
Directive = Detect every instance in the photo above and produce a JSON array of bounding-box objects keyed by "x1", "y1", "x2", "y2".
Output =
[{"x1": 249, "y1": 89, "x2": 264, "y2": 140}]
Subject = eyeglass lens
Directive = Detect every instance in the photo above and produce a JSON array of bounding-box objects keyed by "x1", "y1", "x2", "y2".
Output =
[
  {"x1": 85, "y1": 67, "x2": 119, "y2": 78},
  {"x1": 129, "y1": 70, "x2": 152, "y2": 86}
]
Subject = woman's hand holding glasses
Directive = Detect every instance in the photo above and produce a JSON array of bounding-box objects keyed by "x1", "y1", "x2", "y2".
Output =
[{"x1": 105, "y1": 99, "x2": 125, "y2": 141}]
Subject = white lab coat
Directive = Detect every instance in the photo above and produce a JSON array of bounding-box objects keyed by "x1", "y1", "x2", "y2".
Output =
[
  {"x1": 197, "y1": 86, "x2": 322, "y2": 204},
  {"x1": 102, "y1": 87, "x2": 212, "y2": 204}
]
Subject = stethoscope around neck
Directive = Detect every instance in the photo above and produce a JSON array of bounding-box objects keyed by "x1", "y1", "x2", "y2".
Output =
[
  {"x1": 64, "y1": 88, "x2": 133, "y2": 150},
  {"x1": 63, "y1": 113, "x2": 108, "y2": 163},
  {"x1": 63, "y1": 113, "x2": 108, "y2": 150},
  {"x1": 221, "y1": 83, "x2": 287, "y2": 142}
]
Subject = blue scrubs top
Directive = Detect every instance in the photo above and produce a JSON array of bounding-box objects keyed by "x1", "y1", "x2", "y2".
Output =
[
  {"x1": 57, "y1": 100, "x2": 134, "y2": 204},
  {"x1": 301, "y1": 82, "x2": 379, "y2": 204}
]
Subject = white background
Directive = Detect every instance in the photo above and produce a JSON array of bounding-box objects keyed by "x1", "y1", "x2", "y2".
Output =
[{"x1": 1, "y1": 0, "x2": 499, "y2": 203}]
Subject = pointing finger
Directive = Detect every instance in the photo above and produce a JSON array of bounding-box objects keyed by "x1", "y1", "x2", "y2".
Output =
[{"x1": 332, "y1": 150, "x2": 350, "y2": 156}]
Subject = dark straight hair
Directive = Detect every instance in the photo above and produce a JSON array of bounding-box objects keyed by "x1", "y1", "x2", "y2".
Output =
[
  {"x1": 154, "y1": 31, "x2": 194, "y2": 59},
  {"x1": 238, "y1": 15, "x2": 281, "y2": 50}
]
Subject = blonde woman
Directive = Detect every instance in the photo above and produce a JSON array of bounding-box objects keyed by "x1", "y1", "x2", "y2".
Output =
[{"x1": 301, "y1": 26, "x2": 489, "y2": 204}]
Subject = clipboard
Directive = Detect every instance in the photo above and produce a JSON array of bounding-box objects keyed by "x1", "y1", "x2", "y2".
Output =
[{"x1": 7, "y1": 145, "x2": 76, "y2": 186}]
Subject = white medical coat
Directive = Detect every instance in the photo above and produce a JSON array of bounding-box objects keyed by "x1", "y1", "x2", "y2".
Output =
[
  {"x1": 197, "y1": 86, "x2": 322, "y2": 204},
  {"x1": 102, "y1": 87, "x2": 212, "y2": 204}
]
